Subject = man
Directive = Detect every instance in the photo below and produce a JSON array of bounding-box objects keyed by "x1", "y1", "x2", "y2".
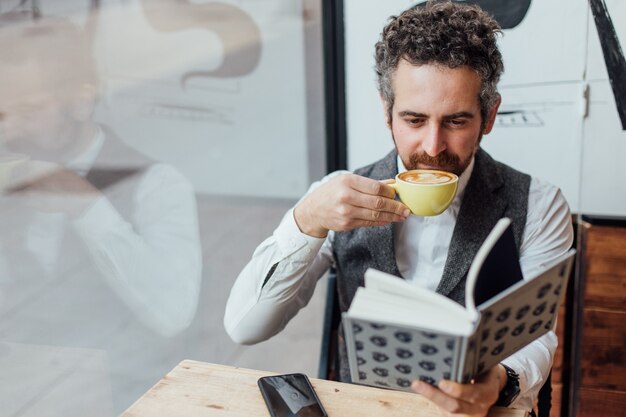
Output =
[
  {"x1": 0, "y1": 13, "x2": 201, "y2": 415},
  {"x1": 225, "y1": 2, "x2": 572, "y2": 416}
]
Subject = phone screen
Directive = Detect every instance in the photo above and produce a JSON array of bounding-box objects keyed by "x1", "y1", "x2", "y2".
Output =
[{"x1": 257, "y1": 373, "x2": 328, "y2": 417}]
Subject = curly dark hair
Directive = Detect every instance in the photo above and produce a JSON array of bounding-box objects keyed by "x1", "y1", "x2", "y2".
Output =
[{"x1": 375, "y1": 1, "x2": 503, "y2": 123}]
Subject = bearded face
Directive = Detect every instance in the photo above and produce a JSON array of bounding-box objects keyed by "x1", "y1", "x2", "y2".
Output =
[{"x1": 385, "y1": 61, "x2": 499, "y2": 177}]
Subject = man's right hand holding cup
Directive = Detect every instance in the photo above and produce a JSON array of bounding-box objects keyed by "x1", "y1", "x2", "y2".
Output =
[{"x1": 293, "y1": 173, "x2": 411, "y2": 238}]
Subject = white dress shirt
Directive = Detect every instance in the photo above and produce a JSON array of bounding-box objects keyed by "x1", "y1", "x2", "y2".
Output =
[{"x1": 224, "y1": 155, "x2": 573, "y2": 411}]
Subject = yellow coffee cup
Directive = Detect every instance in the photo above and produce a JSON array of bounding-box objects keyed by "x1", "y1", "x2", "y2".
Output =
[{"x1": 388, "y1": 169, "x2": 458, "y2": 216}]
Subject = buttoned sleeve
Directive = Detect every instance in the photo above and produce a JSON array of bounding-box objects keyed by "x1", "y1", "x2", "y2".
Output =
[
  {"x1": 224, "y1": 171, "x2": 349, "y2": 345},
  {"x1": 72, "y1": 163, "x2": 202, "y2": 337}
]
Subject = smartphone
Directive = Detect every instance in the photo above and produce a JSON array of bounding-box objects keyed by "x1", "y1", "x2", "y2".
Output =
[{"x1": 257, "y1": 373, "x2": 328, "y2": 417}]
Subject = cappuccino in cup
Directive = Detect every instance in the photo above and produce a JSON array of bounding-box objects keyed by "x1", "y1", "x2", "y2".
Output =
[
  {"x1": 398, "y1": 170, "x2": 457, "y2": 185},
  {"x1": 389, "y1": 169, "x2": 458, "y2": 216}
]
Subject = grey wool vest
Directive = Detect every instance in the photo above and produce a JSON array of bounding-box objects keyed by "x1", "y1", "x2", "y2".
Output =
[{"x1": 332, "y1": 148, "x2": 531, "y2": 382}]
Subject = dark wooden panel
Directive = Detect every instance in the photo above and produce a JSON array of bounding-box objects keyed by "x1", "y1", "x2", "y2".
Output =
[
  {"x1": 584, "y1": 226, "x2": 626, "y2": 310},
  {"x1": 585, "y1": 225, "x2": 626, "y2": 271},
  {"x1": 580, "y1": 309, "x2": 626, "y2": 391},
  {"x1": 584, "y1": 274, "x2": 626, "y2": 311},
  {"x1": 571, "y1": 222, "x2": 626, "y2": 417},
  {"x1": 578, "y1": 388, "x2": 626, "y2": 417}
]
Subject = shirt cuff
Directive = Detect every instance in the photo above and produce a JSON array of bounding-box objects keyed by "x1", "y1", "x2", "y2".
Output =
[
  {"x1": 71, "y1": 196, "x2": 126, "y2": 241},
  {"x1": 273, "y1": 208, "x2": 326, "y2": 262}
]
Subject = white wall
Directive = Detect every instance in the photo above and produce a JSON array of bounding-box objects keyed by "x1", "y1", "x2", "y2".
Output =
[
  {"x1": 580, "y1": 0, "x2": 626, "y2": 216},
  {"x1": 344, "y1": 0, "x2": 626, "y2": 215}
]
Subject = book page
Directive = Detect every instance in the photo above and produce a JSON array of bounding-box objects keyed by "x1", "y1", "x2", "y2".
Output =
[
  {"x1": 348, "y1": 288, "x2": 476, "y2": 335},
  {"x1": 364, "y1": 268, "x2": 473, "y2": 320}
]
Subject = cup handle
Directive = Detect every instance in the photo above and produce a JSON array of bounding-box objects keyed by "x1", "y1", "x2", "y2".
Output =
[{"x1": 385, "y1": 180, "x2": 397, "y2": 194}]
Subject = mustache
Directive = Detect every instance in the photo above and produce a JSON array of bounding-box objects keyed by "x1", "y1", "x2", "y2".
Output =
[{"x1": 407, "y1": 151, "x2": 462, "y2": 174}]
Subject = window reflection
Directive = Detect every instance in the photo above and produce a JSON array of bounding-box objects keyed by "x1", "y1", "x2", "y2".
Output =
[
  {"x1": 0, "y1": 0, "x2": 323, "y2": 414},
  {"x1": 0, "y1": 11, "x2": 201, "y2": 415}
]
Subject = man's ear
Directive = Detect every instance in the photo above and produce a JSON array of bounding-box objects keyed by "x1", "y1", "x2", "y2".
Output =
[
  {"x1": 380, "y1": 94, "x2": 391, "y2": 128},
  {"x1": 483, "y1": 94, "x2": 501, "y2": 134}
]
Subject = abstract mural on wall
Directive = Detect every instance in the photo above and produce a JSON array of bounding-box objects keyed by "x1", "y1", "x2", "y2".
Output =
[
  {"x1": 140, "y1": 0, "x2": 262, "y2": 83},
  {"x1": 416, "y1": 0, "x2": 531, "y2": 29},
  {"x1": 417, "y1": 0, "x2": 625, "y2": 131},
  {"x1": 588, "y1": 0, "x2": 626, "y2": 130}
]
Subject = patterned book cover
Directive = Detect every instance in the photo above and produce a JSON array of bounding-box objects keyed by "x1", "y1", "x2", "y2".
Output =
[
  {"x1": 344, "y1": 317, "x2": 467, "y2": 391},
  {"x1": 343, "y1": 219, "x2": 576, "y2": 391},
  {"x1": 467, "y1": 255, "x2": 572, "y2": 377}
]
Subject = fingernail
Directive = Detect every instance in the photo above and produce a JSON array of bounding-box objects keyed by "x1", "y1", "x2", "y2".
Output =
[
  {"x1": 438, "y1": 380, "x2": 451, "y2": 393},
  {"x1": 403, "y1": 209, "x2": 410, "y2": 217}
]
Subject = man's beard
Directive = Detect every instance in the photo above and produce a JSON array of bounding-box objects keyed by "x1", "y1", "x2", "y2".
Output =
[
  {"x1": 406, "y1": 151, "x2": 469, "y2": 176},
  {"x1": 392, "y1": 130, "x2": 482, "y2": 176}
]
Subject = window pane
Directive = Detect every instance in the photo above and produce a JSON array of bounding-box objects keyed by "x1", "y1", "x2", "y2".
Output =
[{"x1": 0, "y1": 0, "x2": 325, "y2": 414}]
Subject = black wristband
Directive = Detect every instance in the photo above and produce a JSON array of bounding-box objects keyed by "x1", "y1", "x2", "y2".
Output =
[{"x1": 496, "y1": 364, "x2": 521, "y2": 407}]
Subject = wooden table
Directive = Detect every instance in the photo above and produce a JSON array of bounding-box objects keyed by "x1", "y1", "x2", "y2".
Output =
[{"x1": 121, "y1": 360, "x2": 528, "y2": 417}]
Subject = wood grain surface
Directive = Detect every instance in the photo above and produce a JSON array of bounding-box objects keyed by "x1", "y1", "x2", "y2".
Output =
[{"x1": 121, "y1": 360, "x2": 529, "y2": 417}]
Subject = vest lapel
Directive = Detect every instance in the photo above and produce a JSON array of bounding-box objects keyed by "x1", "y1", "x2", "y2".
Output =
[{"x1": 436, "y1": 149, "x2": 508, "y2": 298}]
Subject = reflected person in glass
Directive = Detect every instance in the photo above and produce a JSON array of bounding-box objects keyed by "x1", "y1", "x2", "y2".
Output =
[{"x1": 0, "y1": 12, "x2": 201, "y2": 415}]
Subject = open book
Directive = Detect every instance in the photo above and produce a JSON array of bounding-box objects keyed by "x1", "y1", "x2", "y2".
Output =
[{"x1": 342, "y1": 218, "x2": 576, "y2": 391}]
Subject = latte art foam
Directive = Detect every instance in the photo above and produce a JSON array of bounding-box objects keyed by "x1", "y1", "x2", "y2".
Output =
[{"x1": 399, "y1": 170, "x2": 456, "y2": 185}]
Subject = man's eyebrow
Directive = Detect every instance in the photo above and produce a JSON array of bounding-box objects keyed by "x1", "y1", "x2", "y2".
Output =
[
  {"x1": 443, "y1": 112, "x2": 475, "y2": 119},
  {"x1": 398, "y1": 111, "x2": 428, "y2": 118},
  {"x1": 397, "y1": 111, "x2": 475, "y2": 119}
]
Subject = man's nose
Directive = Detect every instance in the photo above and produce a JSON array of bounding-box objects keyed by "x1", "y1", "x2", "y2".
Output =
[{"x1": 422, "y1": 124, "x2": 446, "y2": 156}]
